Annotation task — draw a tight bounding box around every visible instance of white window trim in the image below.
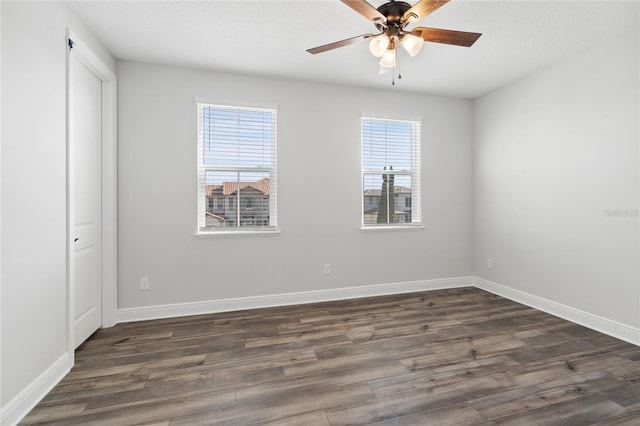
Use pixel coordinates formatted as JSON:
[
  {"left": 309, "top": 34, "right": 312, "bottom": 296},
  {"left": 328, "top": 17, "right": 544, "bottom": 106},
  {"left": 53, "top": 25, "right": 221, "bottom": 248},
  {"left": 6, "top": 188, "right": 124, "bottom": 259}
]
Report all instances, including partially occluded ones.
[
  {"left": 195, "top": 102, "right": 278, "bottom": 235},
  {"left": 194, "top": 229, "right": 281, "bottom": 238},
  {"left": 360, "top": 116, "right": 422, "bottom": 230},
  {"left": 360, "top": 224, "right": 424, "bottom": 232}
]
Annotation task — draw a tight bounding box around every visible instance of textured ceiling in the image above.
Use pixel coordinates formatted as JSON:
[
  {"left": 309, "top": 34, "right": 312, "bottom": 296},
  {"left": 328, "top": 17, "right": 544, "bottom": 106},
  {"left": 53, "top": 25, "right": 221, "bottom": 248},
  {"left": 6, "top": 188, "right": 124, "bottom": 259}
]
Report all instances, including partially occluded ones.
[{"left": 67, "top": 0, "right": 639, "bottom": 99}]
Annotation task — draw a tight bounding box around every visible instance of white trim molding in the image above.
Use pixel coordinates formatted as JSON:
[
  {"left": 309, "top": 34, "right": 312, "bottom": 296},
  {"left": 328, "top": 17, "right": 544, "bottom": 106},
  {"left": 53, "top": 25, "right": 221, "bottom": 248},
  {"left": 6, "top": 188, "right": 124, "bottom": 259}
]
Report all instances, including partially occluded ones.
[
  {"left": 117, "top": 276, "right": 640, "bottom": 347},
  {"left": 0, "top": 354, "right": 71, "bottom": 426},
  {"left": 118, "top": 277, "right": 473, "bottom": 323},
  {"left": 474, "top": 277, "right": 640, "bottom": 346}
]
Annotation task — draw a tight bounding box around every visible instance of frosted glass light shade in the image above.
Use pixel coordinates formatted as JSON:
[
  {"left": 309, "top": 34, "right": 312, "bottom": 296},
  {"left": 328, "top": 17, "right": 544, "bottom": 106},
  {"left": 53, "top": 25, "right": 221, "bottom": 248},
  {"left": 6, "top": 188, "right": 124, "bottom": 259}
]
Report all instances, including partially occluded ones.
[
  {"left": 379, "top": 48, "right": 396, "bottom": 68},
  {"left": 401, "top": 34, "right": 424, "bottom": 56},
  {"left": 369, "top": 34, "right": 390, "bottom": 57}
]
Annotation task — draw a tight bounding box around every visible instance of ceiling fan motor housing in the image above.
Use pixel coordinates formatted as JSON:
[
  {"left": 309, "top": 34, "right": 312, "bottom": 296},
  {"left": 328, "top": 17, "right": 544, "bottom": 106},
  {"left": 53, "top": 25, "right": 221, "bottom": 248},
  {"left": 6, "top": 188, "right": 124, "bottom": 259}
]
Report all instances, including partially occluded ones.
[{"left": 375, "top": 1, "right": 413, "bottom": 32}]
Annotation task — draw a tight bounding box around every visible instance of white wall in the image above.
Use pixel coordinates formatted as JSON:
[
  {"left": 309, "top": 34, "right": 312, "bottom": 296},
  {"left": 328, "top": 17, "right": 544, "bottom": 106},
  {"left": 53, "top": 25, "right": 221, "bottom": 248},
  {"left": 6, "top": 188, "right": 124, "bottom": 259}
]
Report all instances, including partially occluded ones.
[
  {"left": 472, "top": 33, "right": 639, "bottom": 329},
  {"left": 117, "top": 60, "right": 473, "bottom": 309},
  {"left": 1, "top": 1, "right": 115, "bottom": 422}
]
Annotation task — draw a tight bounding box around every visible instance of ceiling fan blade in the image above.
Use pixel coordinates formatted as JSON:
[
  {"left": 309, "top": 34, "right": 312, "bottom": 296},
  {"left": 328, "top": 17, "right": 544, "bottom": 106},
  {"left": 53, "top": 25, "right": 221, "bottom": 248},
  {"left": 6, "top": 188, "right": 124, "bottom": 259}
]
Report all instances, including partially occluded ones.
[
  {"left": 403, "top": 0, "right": 450, "bottom": 23},
  {"left": 306, "top": 33, "right": 376, "bottom": 55},
  {"left": 411, "top": 27, "right": 481, "bottom": 47},
  {"left": 341, "top": 0, "right": 386, "bottom": 23}
]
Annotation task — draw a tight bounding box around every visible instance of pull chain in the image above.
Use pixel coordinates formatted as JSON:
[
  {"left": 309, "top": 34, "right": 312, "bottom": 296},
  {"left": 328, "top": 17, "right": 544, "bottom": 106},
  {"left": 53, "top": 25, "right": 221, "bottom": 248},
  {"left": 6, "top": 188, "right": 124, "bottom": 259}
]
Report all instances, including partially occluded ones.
[{"left": 391, "top": 54, "right": 402, "bottom": 85}]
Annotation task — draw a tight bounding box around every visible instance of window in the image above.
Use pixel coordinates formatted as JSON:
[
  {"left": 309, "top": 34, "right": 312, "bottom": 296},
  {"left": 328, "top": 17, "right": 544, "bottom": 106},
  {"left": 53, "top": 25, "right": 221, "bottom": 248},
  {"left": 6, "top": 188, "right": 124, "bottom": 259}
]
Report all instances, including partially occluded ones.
[
  {"left": 361, "top": 117, "right": 421, "bottom": 227},
  {"left": 197, "top": 103, "right": 277, "bottom": 232}
]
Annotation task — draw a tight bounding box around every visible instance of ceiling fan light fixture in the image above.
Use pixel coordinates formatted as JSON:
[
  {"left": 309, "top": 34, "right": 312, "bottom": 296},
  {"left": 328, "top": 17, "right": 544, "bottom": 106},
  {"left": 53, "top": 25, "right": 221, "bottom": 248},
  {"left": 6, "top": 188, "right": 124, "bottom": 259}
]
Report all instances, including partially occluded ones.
[
  {"left": 368, "top": 34, "right": 390, "bottom": 57},
  {"left": 401, "top": 33, "right": 424, "bottom": 56},
  {"left": 378, "top": 47, "right": 396, "bottom": 68}
]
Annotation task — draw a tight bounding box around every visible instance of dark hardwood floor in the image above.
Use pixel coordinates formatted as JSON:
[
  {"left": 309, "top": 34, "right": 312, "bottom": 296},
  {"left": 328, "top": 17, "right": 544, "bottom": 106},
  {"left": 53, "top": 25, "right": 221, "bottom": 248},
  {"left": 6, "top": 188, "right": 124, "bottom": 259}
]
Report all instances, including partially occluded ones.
[{"left": 21, "top": 287, "right": 640, "bottom": 425}]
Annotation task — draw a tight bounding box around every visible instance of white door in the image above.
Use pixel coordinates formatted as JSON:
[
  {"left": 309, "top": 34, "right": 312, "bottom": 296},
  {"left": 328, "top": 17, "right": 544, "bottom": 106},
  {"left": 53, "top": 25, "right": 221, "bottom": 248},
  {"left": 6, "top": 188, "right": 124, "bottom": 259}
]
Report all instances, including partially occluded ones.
[{"left": 70, "top": 52, "right": 102, "bottom": 348}]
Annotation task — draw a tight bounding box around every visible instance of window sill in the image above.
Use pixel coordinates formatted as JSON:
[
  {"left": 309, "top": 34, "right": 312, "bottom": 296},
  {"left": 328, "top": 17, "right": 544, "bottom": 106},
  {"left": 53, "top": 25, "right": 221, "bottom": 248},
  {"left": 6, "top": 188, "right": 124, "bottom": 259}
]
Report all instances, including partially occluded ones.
[
  {"left": 360, "top": 224, "right": 424, "bottom": 232},
  {"left": 195, "top": 228, "right": 280, "bottom": 238}
]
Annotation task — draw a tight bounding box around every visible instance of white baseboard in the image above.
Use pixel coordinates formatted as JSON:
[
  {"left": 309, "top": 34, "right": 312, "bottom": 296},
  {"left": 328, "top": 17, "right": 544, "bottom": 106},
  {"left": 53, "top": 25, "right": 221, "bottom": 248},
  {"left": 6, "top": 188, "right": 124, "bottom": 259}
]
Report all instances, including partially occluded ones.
[
  {"left": 117, "top": 276, "right": 474, "bottom": 323},
  {"left": 0, "top": 353, "right": 71, "bottom": 426},
  {"left": 117, "top": 276, "right": 640, "bottom": 347},
  {"left": 474, "top": 277, "right": 640, "bottom": 346}
]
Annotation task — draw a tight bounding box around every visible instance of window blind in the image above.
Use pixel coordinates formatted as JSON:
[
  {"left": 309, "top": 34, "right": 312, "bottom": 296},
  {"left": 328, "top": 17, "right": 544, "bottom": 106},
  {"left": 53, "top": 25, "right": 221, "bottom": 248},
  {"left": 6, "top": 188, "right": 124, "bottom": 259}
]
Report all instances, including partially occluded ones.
[
  {"left": 361, "top": 117, "right": 421, "bottom": 226},
  {"left": 197, "top": 103, "right": 277, "bottom": 231}
]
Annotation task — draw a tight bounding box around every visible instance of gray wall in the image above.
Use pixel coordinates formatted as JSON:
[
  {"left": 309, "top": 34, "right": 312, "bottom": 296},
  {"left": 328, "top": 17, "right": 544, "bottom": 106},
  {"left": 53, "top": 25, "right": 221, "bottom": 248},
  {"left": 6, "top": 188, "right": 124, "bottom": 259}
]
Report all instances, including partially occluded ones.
[
  {"left": 1, "top": 0, "right": 115, "bottom": 415},
  {"left": 472, "top": 35, "right": 639, "bottom": 327},
  {"left": 116, "top": 60, "right": 473, "bottom": 308}
]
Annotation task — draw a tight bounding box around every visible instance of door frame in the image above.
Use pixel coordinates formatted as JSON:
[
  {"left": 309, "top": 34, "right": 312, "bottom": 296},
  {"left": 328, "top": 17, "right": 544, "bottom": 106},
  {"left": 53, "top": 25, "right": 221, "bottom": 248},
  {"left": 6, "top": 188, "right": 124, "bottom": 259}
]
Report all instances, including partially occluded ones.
[{"left": 66, "top": 29, "right": 117, "bottom": 359}]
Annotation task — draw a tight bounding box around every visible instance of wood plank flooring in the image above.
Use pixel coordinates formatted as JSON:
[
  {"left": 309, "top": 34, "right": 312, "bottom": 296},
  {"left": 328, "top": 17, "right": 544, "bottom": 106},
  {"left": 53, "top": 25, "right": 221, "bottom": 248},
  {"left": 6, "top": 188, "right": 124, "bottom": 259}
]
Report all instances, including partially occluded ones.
[{"left": 20, "top": 287, "right": 640, "bottom": 425}]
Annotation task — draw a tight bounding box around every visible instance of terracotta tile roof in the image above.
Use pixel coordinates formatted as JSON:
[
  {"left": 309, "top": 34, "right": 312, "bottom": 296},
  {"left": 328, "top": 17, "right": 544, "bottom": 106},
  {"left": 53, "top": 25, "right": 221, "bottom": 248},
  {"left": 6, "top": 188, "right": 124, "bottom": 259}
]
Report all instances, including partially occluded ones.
[
  {"left": 206, "top": 211, "right": 226, "bottom": 221},
  {"left": 206, "top": 178, "right": 270, "bottom": 197}
]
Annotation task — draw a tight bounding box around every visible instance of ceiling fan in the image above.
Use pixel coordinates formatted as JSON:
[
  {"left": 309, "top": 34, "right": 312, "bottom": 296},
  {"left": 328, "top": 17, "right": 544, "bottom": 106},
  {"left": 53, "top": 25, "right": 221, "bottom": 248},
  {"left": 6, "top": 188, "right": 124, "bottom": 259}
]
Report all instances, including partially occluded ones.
[{"left": 307, "top": 0, "right": 481, "bottom": 71}]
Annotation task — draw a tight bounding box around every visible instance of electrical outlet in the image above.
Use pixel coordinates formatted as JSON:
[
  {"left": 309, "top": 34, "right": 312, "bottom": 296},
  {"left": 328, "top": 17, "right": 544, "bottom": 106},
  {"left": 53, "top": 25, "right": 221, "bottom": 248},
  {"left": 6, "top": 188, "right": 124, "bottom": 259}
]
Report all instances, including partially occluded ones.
[
  {"left": 486, "top": 258, "right": 493, "bottom": 269},
  {"left": 323, "top": 264, "right": 331, "bottom": 275},
  {"left": 140, "top": 276, "right": 150, "bottom": 290}
]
